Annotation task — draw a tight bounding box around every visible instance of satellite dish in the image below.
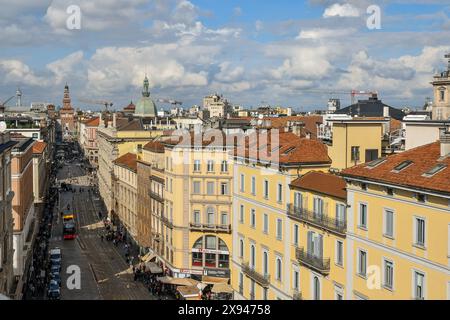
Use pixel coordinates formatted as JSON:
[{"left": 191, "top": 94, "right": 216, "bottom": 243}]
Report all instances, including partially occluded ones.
[{"left": 0, "top": 122, "right": 6, "bottom": 132}]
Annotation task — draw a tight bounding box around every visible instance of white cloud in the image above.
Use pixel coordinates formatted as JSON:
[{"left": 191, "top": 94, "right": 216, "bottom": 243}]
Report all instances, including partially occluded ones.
[
  {"left": 323, "top": 3, "right": 360, "bottom": 18},
  {"left": 0, "top": 60, "right": 48, "bottom": 86},
  {"left": 46, "top": 50, "right": 84, "bottom": 84},
  {"left": 297, "top": 27, "right": 356, "bottom": 40}
]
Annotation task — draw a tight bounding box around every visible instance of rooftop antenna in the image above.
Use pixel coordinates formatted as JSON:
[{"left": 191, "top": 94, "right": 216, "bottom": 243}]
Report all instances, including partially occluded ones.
[{"left": 446, "top": 53, "right": 450, "bottom": 71}]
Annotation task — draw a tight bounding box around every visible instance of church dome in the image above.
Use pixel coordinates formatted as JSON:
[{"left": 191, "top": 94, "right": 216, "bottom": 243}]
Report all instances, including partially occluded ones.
[{"left": 135, "top": 76, "right": 157, "bottom": 118}]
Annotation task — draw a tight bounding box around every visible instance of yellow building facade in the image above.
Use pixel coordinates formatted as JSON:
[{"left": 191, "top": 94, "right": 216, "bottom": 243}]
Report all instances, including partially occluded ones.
[
  {"left": 329, "top": 119, "right": 387, "bottom": 171},
  {"left": 342, "top": 137, "right": 450, "bottom": 300},
  {"left": 232, "top": 131, "right": 332, "bottom": 300},
  {"left": 158, "top": 132, "right": 234, "bottom": 280}
]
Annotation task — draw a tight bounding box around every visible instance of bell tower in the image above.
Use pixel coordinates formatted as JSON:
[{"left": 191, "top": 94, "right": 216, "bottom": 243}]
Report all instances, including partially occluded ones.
[{"left": 431, "top": 53, "right": 450, "bottom": 120}]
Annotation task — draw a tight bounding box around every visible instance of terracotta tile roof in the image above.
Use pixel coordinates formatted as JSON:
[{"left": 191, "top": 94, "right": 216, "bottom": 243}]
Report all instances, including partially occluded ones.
[
  {"left": 254, "top": 116, "right": 323, "bottom": 139},
  {"left": 124, "top": 101, "right": 136, "bottom": 111},
  {"left": 341, "top": 142, "right": 450, "bottom": 194},
  {"left": 117, "top": 119, "right": 144, "bottom": 131},
  {"left": 33, "top": 141, "right": 47, "bottom": 154},
  {"left": 290, "top": 171, "right": 346, "bottom": 199},
  {"left": 144, "top": 140, "right": 165, "bottom": 153},
  {"left": 84, "top": 117, "right": 100, "bottom": 127},
  {"left": 234, "top": 131, "right": 331, "bottom": 166},
  {"left": 114, "top": 153, "right": 138, "bottom": 172}
]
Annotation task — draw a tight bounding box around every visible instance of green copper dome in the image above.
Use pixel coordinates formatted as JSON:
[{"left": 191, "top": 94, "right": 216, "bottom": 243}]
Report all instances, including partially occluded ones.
[{"left": 135, "top": 75, "right": 157, "bottom": 117}]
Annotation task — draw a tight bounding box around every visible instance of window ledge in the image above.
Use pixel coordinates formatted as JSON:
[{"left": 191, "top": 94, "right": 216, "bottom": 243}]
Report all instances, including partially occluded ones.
[
  {"left": 382, "top": 285, "right": 394, "bottom": 292},
  {"left": 413, "top": 244, "right": 426, "bottom": 251},
  {"left": 356, "top": 273, "right": 367, "bottom": 280},
  {"left": 383, "top": 234, "right": 395, "bottom": 240},
  {"left": 335, "top": 263, "right": 344, "bottom": 269},
  {"left": 358, "top": 226, "right": 368, "bottom": 231}
]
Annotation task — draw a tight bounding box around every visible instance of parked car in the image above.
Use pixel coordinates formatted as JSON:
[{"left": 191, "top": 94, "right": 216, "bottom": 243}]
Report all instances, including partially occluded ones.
[
  {"left": 49, "top": 248, "right": 61, "bottom": 265},
  {"left": 47, "top": 280, "right": 61, "bottom": 300}
]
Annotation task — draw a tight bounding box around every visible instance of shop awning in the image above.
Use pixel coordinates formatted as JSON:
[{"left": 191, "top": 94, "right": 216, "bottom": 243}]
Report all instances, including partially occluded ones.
[
  {"left": 144, "top": 261, "right": 163, "bottom": 274},
  {"left": 202, "top": 276, "right": 229, "bottom": 285},
  {"left": 170, "top": 278, "right": 200, "bottom": 287},
  {"left": 157, "top": 276, "right": 173, "bottom": 284},
  {"left": 177, "top": 286, "right": 201, "bottom": 300},
  {"left": 211, "top": 283, "right": 234, "bottom": 294},
  {"left": 141, "top": 252, "right": 157, "bottom": 263}
]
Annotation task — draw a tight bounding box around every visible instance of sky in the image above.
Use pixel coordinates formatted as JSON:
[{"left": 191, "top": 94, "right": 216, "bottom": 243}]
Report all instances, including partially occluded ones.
[{"left": 1, "top": 0, "right": 450, "bottom": 111}]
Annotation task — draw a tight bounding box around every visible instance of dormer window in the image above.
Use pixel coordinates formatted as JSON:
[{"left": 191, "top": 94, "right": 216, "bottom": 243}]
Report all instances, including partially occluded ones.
[
  {"left": 416, "top": 193, "right": 427, "bottom": 203},
  {"left": 392, "top": 160, "right": 413, "bottom": 173}
]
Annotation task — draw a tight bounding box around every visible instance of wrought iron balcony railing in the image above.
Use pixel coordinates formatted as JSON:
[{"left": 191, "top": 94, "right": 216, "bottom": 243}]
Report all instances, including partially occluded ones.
[
  {"left": 295, "top": 247, "right": 330, "bottom": 275},
  {"left": 149, "top": 190, "right": 164, "bottom": 203},
  {"left": 189, "top": 223, "right": 231, "bottom": 234},
  {"left": 161, "top": 216, "right": 173, "bottom": 229},
  {"left": 287, "top": 204, "right": 347, "bottom": 235},
  {"left": 242, "top": 262, "right": 270, "bottom": 288}
]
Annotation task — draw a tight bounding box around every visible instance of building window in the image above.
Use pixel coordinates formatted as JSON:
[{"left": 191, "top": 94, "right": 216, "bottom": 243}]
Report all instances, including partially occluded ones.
[
  {"left": 250, "top": 209, "right": 256, "bottom": 228},
  {"left": 334, "top": 285, "right": 344, "bottom": 300},
  {"left": 250, "top": 245, "right": 256, "bottom": 268},
  {"left": 220, "top": 182, "right": 229, "bottom": 195},
  {"left": 276, "top": 219, "right": 283, "bottom": 240},
  {"left": 240, "top": 174, "right": 245, "bottom": 192},
  {"left": 351, "top": 146, "right": 360, "bottom": 161},
  {"left": 221, "top": 160, "right": 228, "bottom": 173},
  {"left": 207, "top": 182, "right": 215, "bottom": 195},
  {"left": 263, "top": 251, "right": 268, "bottom": 276},
  {"left": 358, "top": 250, "right": 367, "bottom": 278},
  {"left": 359, "top": 203, "right": 368, "bottom": 229},
  {"left": 220, "top": 212, "right": 228, "bottom": 226},
  {"left": 383, "top": 260, "right": 394, "bottom": 290},
  {"left": 384, "top": 210, "right": 394, "bottom": 238},
  {"left": 307, "top": 231, "right": 323, "bottom": 258},
  {"left": 207, "top": 160, "right": 214, "bottom": 172},
  {"left": 206, "top": 207, "right": 215, "bottom": 225},
  {"left": 440, "top": 89, "right": 445, "bottom": 102},
  {"left": 193, "top": 210, "right": 201, "bottom": 224},
  {"left": 276, "top": 258, "right": 282, "bottom": 281},
  {"left": 277, "top": 183, "right": 283, "bottom": 203},
  {"left": 239, "top": 239, "right": 244, "bottom": 258},
  {"left": 293, "top": 224, "right": 299, "bottom": 246},
  {"left": 313, "top": 197, "right": 324, "bottom": 219},
  {"left": 415, "top": 217, "right": 426, "bottom": 247},
  {"left": 414, "top": 271, "right": 425, "bottom": 300},
  {"left": 263, "top": 214, "right": 269, "bottom": 234},
  {"left": 294, "top": 192, "right": 302, "bottom": 209},
  {"left": 313, "top": 277, "right": 320, "bottom": 300},
  {"left": 194, "top": 160, "right": 201, "bottom": 172},
  {"left": 240, "top": 205, "right": 244, "bottom": 223},
  {"left": 263, "top": 180, "right": 269, "bottom": 199},
  {"left": 193, "top": 181, "right": 201, "bottom": 194},
  {"left": 336, "top": 240, "right": 343, "bottom": 267},
  {"left": 293, "top": 270, "right": 299, "bottom": 290},
  {"left": 251, "top": 176, "right": 256, "bottom": 195}
]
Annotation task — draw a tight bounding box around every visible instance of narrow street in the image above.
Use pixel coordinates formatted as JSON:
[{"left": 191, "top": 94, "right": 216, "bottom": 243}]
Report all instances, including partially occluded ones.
[{"left": 49, "top": 155, "right": 154, "bottom": 300}]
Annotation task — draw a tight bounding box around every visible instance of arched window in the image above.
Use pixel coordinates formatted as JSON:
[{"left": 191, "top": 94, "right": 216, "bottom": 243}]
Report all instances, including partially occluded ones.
[
  {"left": 276, "top": 258, "right": 282, "bottom": 281},
  {"left": 314, "top": 276, "right": 320, "bottom": 300},
  {"left": 263, "top": 252, "right": 268, "bottom": 276},
  {"left": 206, "top": 207, "right": 215, "bottom": 225},
  {"left": 192, "top": 236, "right": 230, "bottom": 269}
]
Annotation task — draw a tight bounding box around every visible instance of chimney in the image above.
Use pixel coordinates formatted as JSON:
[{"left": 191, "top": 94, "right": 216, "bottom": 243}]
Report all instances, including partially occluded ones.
[
  {"left": 113, "top": 113, "right": 117, "bottom": 128},
  {"left": 440, "top": 126, "right": 450, "bottom": 157},
  {"left": 383, "top": 106, "right": 390, "bottom": 118}
]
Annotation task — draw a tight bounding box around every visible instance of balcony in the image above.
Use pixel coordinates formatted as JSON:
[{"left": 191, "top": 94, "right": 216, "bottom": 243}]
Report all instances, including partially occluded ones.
[
  {"left": 242, "top": 262, "right": 270, "bottom": 288},
  {"left": 189, "top": 223, "right": 231, "bottom": 234},
  {"left": 296, "top": 247, "right": 330, "bottom": 276},
  {"left": 149, "top": 190, "right": 164, "bottom": 203},
  {"left": 161, "top": 216, "right": 173, "bottom": 229},
  {"left": 287, "top": 204, "right": 347, "bottom": 236}
]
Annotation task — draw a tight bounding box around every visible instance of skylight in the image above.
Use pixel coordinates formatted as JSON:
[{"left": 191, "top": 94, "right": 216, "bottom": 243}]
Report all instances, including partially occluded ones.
[
  {"left": 366, "top": 157, "right": 386, "bottom": 169},
  {"left": 423, "top": 163, "right": 447, "bottom": 177},
  {"left": 392, "top": 160, "right": 413, "bottom": 173}
]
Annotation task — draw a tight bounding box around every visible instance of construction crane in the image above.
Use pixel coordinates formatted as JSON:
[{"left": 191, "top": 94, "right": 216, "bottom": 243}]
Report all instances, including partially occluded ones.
[
  {"left": 1, "top": 96, "right": 14, "bottom": 107},
  {"left": 300, "top": 89, "right": 378, "bottom": 105},
  {"left": 78, "top": 98, "right": 113, "bottom": 111}
]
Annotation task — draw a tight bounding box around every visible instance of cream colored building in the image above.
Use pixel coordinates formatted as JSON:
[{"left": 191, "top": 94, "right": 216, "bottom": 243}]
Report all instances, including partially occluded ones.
[
  {"left": 113, "top": 153, "right": 138, "bottom": 242},
  {"left": 97, "top": 115, "right": 156, "bottom": 216},
  {"left": 0, "top": 133, "right": 16, "bottom": 298},
  {"left": 203, "top": 94, "right": 231, "bottom": 118}
]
